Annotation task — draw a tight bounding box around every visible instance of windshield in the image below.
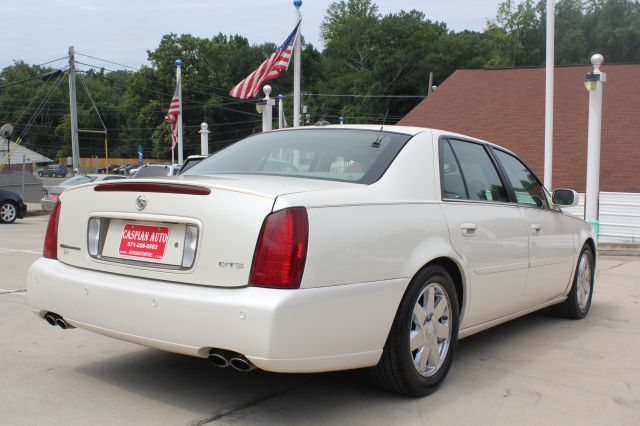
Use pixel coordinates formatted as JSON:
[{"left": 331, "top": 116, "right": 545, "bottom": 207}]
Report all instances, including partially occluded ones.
[
  {"left": 61, "top": 175, "right": 95, "bottom": 186},
  {"left": 186, "top": 129, "right": 411, "bottom": 184}
]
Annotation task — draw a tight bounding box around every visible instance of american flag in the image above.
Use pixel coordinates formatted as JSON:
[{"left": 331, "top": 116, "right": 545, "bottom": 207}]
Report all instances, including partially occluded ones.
[
  {"left": 166, "top": 75, "right": 181, "bottom": 150},
  {"left": 229, "top": 21, "right": 300, "bottom": 99}
]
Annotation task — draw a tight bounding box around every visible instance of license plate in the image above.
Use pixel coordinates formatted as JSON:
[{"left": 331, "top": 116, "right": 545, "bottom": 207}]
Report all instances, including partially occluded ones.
[{"left": 118, "top": 224, "right": 169, "bottom": 260}]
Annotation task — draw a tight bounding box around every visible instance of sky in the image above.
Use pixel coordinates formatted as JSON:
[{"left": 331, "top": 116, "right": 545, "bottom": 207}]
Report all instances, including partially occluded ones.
[{"left": 0, "top": 0, "right": 503, "bottom": 71}]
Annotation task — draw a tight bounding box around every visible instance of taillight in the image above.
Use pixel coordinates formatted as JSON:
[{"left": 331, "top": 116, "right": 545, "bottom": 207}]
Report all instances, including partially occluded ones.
[
  {"left": 249, "top": 207, "right": 308, "bottom": 289},
  {"left": 43, "top": 200, "right": 61, "bottom": 259}
]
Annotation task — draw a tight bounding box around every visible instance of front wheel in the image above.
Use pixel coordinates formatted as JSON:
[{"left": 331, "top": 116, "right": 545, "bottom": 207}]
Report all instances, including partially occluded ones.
[
  {"left": 0, "top": 201, "right": 18, "bottom": 224},
  {"left": 372, "top": 265, "right": 459, "bottom": 396},
  {"left": 553, "top": 245, "right": 595, "bottom": 319}
]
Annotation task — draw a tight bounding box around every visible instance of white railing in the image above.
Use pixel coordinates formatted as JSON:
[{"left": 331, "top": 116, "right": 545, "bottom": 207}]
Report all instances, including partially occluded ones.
[{"left": 563, "top": 192, "right": 640, "bottom": 244}]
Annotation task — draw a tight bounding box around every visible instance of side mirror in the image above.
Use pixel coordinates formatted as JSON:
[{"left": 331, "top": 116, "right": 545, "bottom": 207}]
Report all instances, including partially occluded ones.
[{"left": 552, "top": 188, "right": 579, "bottom": 207}]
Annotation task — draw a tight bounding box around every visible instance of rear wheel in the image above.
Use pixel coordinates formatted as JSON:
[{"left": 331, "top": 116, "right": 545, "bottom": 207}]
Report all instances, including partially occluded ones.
[
  {"left": 372, "top": 265, "right": 459, "bottom": 396},
  {"left": 553, "top": 245, "right": 594, "bottom": 319},
  {"left": 0, "top": 201, "right": 18, "bottom": 224}
]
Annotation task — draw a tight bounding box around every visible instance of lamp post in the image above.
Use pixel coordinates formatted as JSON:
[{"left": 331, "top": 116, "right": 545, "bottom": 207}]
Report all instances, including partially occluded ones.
[
  {"left": 199, "top": 122, "right": 210, "bottom": 156},
  {"left": 584, "top": 54, "right": 606, "bottom": 238},
  {"left": 257, "top": 85, "right": 275, "bottom": 132}
]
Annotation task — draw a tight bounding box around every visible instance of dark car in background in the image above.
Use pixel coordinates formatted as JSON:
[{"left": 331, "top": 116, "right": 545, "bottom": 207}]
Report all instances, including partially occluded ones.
[
  {"left": 0, "top": 189, "right": 27, "bottom": 224},
  {"left": 113, "top": 164, "right": 136, "bottom": 175},
  {"left": 97, "top": 165, "right": 119, "bottom": 174},
  {"left": 37, "top": 165, "right": 68, "bottom": 178}
]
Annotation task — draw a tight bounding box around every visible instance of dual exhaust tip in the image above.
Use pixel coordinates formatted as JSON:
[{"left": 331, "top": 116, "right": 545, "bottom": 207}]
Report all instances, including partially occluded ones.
[
  {"left": 44, "top": 312, "right": 74, "bottom": 329},
  {"left": 208, "top": 350, "right": 256, "bottom": 372},
  {"left": 43, "top": 314, "right": 254, "bottom": 372}
]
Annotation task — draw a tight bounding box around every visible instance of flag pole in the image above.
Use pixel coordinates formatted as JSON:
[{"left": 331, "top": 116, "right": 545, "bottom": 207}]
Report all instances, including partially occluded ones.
[
  {"left": 176, "top": 59, "right": 184, "bottom": 165},
  {"left": 293, "top": 0, "right": 302, "bottom": 127},
  {"left": 543, "top": 0, "right": 555, "bottom": 190}
]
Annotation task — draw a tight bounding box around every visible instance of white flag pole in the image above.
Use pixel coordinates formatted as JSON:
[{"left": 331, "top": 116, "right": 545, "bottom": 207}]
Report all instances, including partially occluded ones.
[
  {"left": 176, "top": 59, "right": 184, "bottom": 165},
  {"left": 293, "top": 0, "right": 302, "bottom": 127},
  {"left": 543, "top": 0, "right": 555, "bottom": 190}
]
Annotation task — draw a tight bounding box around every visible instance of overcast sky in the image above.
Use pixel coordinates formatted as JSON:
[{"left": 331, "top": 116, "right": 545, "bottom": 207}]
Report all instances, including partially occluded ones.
[{"left": 1, "top": 0, "right": 503, "bottom": 71}]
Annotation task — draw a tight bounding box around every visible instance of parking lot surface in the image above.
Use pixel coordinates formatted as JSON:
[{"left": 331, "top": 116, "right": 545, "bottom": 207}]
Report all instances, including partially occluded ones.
[{"left": 1, "top": 216, "right": 639, "bottom": 425}]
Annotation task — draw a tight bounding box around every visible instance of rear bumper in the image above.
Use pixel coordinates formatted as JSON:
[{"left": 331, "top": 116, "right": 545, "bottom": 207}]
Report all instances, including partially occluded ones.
[
  {"left": 40, "top": 198, "right": 56, "bottom": 212},
  {"left": 17, "top": 203, "right": 27, "bottom": 219},
  {"left": 27, "top": 258, "right": 407, "bottom": 373}
]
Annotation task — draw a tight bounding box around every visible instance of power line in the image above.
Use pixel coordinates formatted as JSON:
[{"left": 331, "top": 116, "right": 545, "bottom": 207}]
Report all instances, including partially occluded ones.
[
  {"left": 35, "top": 57, "right": 69, "bottom": 67},
  {"left": 75, "top": 53, "right": 140, "bottom": 71},
  {"left": 303, "top": 93, "right": 426, "bottom": 99}
]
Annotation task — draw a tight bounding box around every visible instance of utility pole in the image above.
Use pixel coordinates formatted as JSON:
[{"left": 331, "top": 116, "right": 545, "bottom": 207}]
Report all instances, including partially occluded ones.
[
  {"left": 427, "top": 72, "right": 434, "bottom": 96},
  {"left": 68, "top": 46, "right": 80, "bottom": 175}
]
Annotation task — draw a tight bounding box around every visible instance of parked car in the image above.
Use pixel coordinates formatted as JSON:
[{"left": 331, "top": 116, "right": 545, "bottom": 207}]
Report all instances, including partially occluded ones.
[
  {"left": 37, "top": 164, "right": 68, "bottom": 177},
  {"left": 178, "top": 155, "right": 208, "bottom": 174},
  {"left": 0, "top": 189, "right": 27, "bottom": 224},
  {"left": 40, "top": 174, "right": 127, "bottom": 211},
  {"left": 113, "top": 164, "right": 136, "bottom": 175},
  {"left": 132, "top": 164, "right": 180, "bottom": 178},
  {"left": 97, "top": 165, "right": 119, "bottom": 174},
  {"left": 28, "top": 126, "right": 596, "bottom": 396}
]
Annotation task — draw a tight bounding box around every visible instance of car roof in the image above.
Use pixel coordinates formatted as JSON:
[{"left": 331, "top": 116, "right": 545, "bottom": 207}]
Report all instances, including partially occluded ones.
[{"left": 271, "top": 125, "right": 516, "bottom": 156}]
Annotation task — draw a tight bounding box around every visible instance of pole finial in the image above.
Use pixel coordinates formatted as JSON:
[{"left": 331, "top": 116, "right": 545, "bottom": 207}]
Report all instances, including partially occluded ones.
[
  {"left": 294, "top": 0, "right": 302, "bottom": 10},
  {"left": 175, "top": 59, "right": 183, "bottom": 66},
  {"left": 263, "top": 85, "right": 272, "bottom": 98},
  {"left": 591, "top": 54, "right": 604, "bottom": 71}
]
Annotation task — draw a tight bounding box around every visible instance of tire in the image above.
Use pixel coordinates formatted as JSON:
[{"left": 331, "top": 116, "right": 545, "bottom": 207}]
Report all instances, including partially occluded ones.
[
  {"left": 0, "top": 201, "right": 18, "bottom": 224},
  {"left": 552, "top": 245, "right": 595, "bottom": 319},
  {"left": 372, "top": 265, "right": 460, "bottom": 396}
]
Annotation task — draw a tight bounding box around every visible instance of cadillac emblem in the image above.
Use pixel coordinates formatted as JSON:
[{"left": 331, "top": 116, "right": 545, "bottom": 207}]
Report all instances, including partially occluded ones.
[{"left": 135, "top": 195, "right": 148, "bottom": 211}]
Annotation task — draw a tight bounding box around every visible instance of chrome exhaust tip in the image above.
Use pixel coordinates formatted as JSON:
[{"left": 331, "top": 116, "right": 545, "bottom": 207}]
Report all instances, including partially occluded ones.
[
  {"left": 44, "top": 313, "right": 57, "bottom": 326},
  {"left": 55, "top": 318, "right": 69, "bottom": 329},
  {"left": 208, "top": 353, "right": 230, "bottom": 368},
  {"left": 230, "top": 356, "right": 256, "bottom": 372}
]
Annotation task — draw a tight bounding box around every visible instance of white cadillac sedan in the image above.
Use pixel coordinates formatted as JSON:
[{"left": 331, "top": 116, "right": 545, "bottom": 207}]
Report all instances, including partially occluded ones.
[{"left": 28, "top": 126, "right": 596, "bottom": 396}]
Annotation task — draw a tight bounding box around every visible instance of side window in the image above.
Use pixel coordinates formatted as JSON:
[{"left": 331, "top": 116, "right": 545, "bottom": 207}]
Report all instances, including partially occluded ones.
[
  {"left": 441, "top": 141, "right": 467, "bottom": 199},
  {"left": 449, "top": 140, "right": 508, "bottom": 202},
  {"left": 493, "top": 149, "right": 548, "bottom": 209}
]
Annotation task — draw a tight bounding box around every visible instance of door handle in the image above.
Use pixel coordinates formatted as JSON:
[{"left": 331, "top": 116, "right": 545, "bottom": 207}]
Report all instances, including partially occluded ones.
[
  {"left": 460, "top": 222, "right": 477, "bottom": 236},
  {"left": 530, "top": 223, "right": 542, "bottom": 234}
]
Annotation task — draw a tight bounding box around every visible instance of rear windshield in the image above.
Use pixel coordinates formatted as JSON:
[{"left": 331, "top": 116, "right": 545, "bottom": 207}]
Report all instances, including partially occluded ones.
[
  {"left": 135, "top": 165, "right": 171, "bottom": 178},
  {"left": 61, "top": 175, "right": 95, "bottom": 186},
  {"left": 185, "top": 129, "right": 411, "bottom": 184}
]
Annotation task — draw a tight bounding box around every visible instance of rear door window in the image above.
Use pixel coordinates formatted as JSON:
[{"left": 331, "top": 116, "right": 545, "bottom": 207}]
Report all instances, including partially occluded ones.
[{"left": 445, "top": 139, "right": 508, "bottom": 202}]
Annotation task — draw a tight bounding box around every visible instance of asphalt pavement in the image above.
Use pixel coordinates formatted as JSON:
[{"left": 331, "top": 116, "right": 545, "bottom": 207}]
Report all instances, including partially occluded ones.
[{"left": 0, "top": 216, "right": 638, "bottom": 425}]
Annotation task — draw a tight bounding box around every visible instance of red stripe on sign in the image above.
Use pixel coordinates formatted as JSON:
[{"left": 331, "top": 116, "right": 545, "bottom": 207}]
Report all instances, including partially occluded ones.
[{"left": 94, "top": 182, "right": 211, "bottom": 195}]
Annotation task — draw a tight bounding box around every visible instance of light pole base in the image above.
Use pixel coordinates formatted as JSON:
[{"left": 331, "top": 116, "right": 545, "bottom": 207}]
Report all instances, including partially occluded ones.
[{"left": 587, "top": 220, "right": 600, "bottom": 240}]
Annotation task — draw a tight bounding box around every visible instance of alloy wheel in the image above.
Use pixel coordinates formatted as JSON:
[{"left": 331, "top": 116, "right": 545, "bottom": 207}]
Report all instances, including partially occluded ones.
[
  {"left": 576, "top": 252, "right": 593, "bottom": 310},
  {"left": 0, "top": 202, "right": 17, "bottom": 223},
  {"left": 410, "top": 282, "right": 452, "bottom": 377}
]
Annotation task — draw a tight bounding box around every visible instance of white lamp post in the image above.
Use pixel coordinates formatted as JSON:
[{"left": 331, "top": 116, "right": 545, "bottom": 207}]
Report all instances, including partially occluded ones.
[
  {"left": 584, "top": 54, "right": 606, "bottom": 238},
  {"left": 199, "top": 122, "right": 210, "bottom": 156}
]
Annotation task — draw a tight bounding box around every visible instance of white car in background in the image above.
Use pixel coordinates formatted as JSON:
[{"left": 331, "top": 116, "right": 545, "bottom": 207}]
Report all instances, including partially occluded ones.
[{"left": 28, "top": 126, "right": 596, "bottom": 396}]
